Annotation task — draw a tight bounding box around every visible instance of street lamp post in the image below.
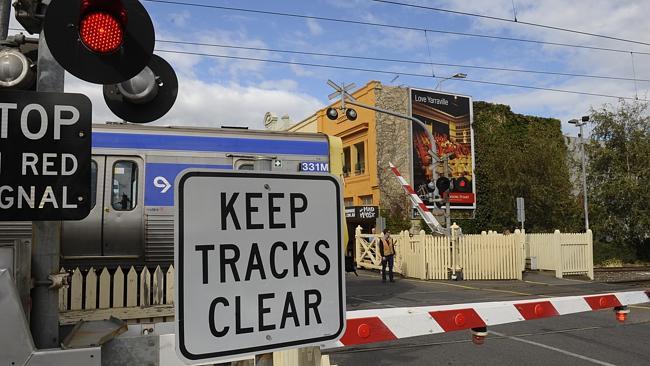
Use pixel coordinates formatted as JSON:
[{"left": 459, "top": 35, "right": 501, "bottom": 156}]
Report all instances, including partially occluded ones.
[
  {"left": 435, "top": 72, "right": 467, "bottom": 90},
  {"left": 569, "top": 116, "right": 590, "bottom": 232}
]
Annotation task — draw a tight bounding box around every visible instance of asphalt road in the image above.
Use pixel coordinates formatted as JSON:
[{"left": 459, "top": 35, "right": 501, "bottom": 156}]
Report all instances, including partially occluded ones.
[{"left": 326, "top": 270, "right": 650, "bottom": 366}]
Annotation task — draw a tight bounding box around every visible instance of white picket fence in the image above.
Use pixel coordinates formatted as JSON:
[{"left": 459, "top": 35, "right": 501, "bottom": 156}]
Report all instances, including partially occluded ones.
[
  {"left": 458, "top": 232, "right": 523, "bottom": 280},
  {"left": 58, "top": 265, "right": 175, "bottom": 325},
  {"left": 355, "top": 228, "right": 522, "bottom": 280},
  {"left": 526, "top": 230, "right": 594, "bottom": 279},
  {"left": 356, "top": 227, "right": 592, "bottom": 281}
]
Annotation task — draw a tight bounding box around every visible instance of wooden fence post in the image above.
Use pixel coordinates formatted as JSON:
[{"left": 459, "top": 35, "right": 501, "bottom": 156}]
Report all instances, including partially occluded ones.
[
  {"left": 417, "top": 230, "right": 426, "bottom": 280},
  {"left": 514, "top": 230, "right": 524, "bottom": 280},
  {"left": 553, "top": 230, "right": 563, "bottom": 279}
]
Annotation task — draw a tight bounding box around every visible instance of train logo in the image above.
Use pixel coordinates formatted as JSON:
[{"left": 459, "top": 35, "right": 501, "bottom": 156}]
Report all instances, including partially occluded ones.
[{"left": 153, "top": 176, "right": 172, "bottom": 194}]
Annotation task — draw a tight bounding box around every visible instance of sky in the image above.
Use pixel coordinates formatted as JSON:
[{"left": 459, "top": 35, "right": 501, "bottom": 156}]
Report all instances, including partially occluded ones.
[{"left": 9, "top": 0, "right": 650, "bottom": 135}]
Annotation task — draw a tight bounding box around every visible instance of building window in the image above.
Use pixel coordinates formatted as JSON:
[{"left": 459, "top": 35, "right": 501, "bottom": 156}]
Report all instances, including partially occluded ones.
[
  {"left": 353, "top": 142, "right": 365, "bottom": 175},
  {"left": 344, "top": 197, "right": 354, "bottom": 207},
  {"left": 360, "top": 195, "right": 373, "bottom": 205},
  {"left": 343, "top": 147, "right": 351, "bottom": 177}
]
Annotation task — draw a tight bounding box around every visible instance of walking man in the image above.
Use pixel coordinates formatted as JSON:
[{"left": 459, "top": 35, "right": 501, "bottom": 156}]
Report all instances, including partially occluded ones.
[{"left": 380, "top": 229, "right": 395, "bottom": 283}]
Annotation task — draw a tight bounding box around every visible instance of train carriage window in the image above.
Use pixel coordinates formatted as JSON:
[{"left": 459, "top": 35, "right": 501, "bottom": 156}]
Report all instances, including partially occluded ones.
[
  {"left": 91, "top": 160, "right": 97, "bottom": 208},
  {"left": 111, "top": 161, "right": 138, "bottom": 211}
]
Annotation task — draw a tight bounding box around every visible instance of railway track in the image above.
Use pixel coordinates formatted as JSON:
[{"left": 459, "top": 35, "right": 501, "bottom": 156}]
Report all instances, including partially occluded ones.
[{"left": 594, "top": 266, "right": 650, "bottom": 273}]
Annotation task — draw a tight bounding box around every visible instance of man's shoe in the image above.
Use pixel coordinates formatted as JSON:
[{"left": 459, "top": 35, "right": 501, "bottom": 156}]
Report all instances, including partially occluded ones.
[{"left": 390, "top": 279, "right": 395, "bottom": 283}]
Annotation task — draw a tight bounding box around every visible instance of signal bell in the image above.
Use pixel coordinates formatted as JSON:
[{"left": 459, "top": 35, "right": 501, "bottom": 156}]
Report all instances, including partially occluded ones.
[
  {"left": 103, "top": 55, "right": 178, "bottom": 123},
  {"left": 43, "top": 0, "right": 155, "bottom": 85}
]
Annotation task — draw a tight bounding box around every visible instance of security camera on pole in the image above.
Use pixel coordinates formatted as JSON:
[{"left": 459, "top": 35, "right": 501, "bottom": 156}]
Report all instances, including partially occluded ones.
[{"left": 325, "top": 80, "right": 448, "bottom": 236}]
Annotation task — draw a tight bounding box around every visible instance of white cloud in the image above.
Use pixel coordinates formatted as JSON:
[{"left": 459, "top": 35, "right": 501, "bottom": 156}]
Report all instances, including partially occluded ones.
[
  {"left": 306, "top": 19, "right": 324, "bottom": 36},
  {"left": 169, "top": 10, "right": 191, "bottom": 28},
  {"left": 64, "top": 74, "right": 324, "bottom": 129},
  {"left": 418, "top": 0, "right": 650, "bottom": 132}
]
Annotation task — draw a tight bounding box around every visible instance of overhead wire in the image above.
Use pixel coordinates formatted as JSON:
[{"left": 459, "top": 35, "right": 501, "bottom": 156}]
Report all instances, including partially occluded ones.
[
  {"left": 155, "top": 39, "right": 650, "bottom": 83},
  {"left": 142, "top": 0, "right": 650, "bottom": 56},
  {"left": 154, "top": 48, "right": 648, "bottom": 102},
  {"left": 370, "top": 0, "right": 650, "bottom": 47}
]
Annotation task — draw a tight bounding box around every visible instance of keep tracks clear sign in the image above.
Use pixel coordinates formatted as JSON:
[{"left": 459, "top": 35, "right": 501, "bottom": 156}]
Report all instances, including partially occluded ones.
[{"left": 174, "top": 170, "right": 346, "bottom": 363}]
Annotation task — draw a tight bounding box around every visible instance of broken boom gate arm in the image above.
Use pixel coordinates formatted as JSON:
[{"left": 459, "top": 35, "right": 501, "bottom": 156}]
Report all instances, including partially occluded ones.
[
  {"left": 322, "top": 289, "right": 650, "bottom": 348},
  {"left": 389, "top": 162, "right": 445, "bottom": 235}
]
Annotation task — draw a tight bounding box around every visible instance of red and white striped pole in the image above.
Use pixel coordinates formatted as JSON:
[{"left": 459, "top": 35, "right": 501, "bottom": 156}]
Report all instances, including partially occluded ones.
[{"left": 389, "top": 162, "right": 444, "bottom": 234}]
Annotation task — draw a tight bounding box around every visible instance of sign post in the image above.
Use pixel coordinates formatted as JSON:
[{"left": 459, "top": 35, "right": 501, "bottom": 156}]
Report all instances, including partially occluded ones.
[
  {"left": 175, "top": 170, "right": 345, "bottom": 364},
  {"left": 516, "top": 197, "right": 525, "bottom": 231}
]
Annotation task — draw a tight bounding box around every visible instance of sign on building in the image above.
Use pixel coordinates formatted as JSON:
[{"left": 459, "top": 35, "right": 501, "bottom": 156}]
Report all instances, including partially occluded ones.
[
  {"left": 410, "top": 88, "right": 476, "bottom": 209},
  {"left": 0, "top": 90, "right": 92, "bottom": 221},
  {"left": 175, "top": 170, "right": 345, "bottom": 363},
  {"left": 345, "top": 206, "right": 378, "bottom": 220}
]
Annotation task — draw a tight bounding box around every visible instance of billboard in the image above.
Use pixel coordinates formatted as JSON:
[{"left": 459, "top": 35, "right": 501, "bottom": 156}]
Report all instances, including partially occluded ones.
[{"left": 410, "top": 88, "right": 476, "bottom": 209}]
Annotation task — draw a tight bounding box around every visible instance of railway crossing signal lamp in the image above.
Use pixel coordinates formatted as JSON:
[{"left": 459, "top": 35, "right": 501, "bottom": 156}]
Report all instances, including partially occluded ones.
[
  {"left": 103, "top": 55, "right": 178, "bottom": 123},
  {"left": 345, "top": 108, "right": 358, "bottom": 121},
  {"left": 0, "top": 47, "right": 35, "bottom": 89},
  {"left": 326, "top": 107, "right": 338, "bottom": 120},
  {"left": 43, "top": 0, "right": 155, "bottom": 85},
  {"left": 436, "top": 176, "right": 451, "bottom": 195},
  {"left": 326, "top": 107, "right": 357, "bottom": 121}
]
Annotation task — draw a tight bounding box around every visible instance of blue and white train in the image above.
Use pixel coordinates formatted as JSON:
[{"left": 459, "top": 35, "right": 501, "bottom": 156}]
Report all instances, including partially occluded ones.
[{"left": 0, "top": 123, "right": 344, "bottom": 269}]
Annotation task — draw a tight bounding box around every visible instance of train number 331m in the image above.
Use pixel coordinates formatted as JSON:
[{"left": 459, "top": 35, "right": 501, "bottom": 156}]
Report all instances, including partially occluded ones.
[{"left": 299, "top": 162, "right": 329, "bottom": 172}]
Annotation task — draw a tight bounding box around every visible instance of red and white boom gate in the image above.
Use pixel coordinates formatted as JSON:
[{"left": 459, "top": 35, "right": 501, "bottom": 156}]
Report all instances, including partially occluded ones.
[
  {"left": 323, "top": 289, "right": 650, "bottom": 348},
  {"left": 389, "top": 162, "right": 445, "bottom": 235}
]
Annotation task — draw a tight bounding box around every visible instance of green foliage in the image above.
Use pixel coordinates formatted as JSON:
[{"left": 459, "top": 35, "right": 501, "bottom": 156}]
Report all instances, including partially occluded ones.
[
  {"left": 457, "top": 101, "right": 581, "bottom": 234},
  {"left": 587, "top": 100, "right": 650, "bottom": 261},
  {"left": 383, "top": 204, "right": 412, "bottom": 233}
]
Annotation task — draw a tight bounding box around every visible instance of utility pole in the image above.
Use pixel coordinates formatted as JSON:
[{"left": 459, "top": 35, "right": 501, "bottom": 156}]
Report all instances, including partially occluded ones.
[
  {"left": 569, "top": 116, "right": 590, "bottom": 232},
  {"left": 443, "top": 156, "right": 451, "bottom": 231},
  {"left": 30, "top": 28, "right": 66, "bottom": 349},
  {"left": 0, "top": 0, "right": 10, "bottom": 40}
]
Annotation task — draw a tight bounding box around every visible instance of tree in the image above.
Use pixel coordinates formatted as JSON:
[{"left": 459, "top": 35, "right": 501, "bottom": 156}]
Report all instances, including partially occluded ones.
[
  {"left": 587, "top": 100, "right": 650, "bottom": 262},
  {"left": 457, "top": 102, "right": 581, "bottom": 234}
]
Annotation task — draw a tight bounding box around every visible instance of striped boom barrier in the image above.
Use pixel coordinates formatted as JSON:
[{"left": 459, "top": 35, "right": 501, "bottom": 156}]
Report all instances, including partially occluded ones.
[
  {"left": 388, "top": 162, "right": 443, "bottom": 234},
  {"left": 323, "top": 290, "right": 650, "bottom": 348}
]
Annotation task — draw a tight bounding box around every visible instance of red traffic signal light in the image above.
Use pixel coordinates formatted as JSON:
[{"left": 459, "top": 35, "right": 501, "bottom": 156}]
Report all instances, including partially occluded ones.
[
  {"left": 44, "top": 0, "right": 154, "bottom": 84},
  {"left": 79, "top": 12, "right": 125, "bottom": 54}
]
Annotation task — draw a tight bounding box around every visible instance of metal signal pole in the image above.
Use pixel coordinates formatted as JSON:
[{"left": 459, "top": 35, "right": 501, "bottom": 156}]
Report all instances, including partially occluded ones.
[{"left": 30, "top": 29, "right": 66, "bottom": 349}]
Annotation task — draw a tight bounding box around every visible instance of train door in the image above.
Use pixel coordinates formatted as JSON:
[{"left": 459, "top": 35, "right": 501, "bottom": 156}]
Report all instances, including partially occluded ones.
[
  {"left": 62, "top": 157, "right": 104, "bottom": 257},
  {"left": 102, "top": 156, "right": 144, "bottom": 258},
  {"left": 62, "top": 156, "right": 144, "bottom": 259}
]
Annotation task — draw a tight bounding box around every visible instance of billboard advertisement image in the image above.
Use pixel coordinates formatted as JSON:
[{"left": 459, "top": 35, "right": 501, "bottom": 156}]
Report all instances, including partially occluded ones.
[{"left": 410, "top": 88, "right": 476, "bottom": 209}]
